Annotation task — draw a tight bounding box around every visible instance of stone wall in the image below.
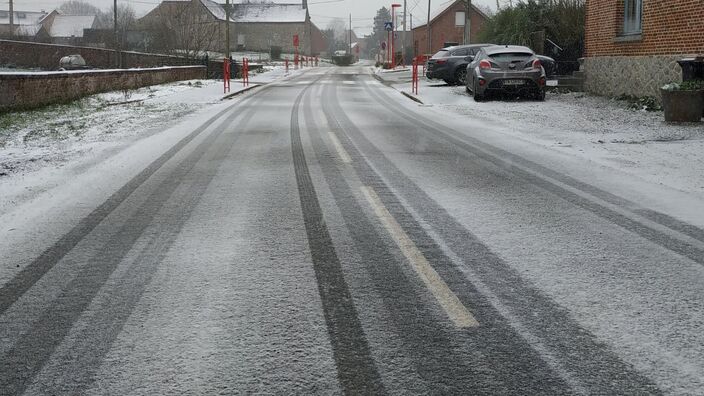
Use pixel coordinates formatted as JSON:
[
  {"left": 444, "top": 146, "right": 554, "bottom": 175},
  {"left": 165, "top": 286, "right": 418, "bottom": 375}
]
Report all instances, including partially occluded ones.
[
  {"left": 0, "top": 39, "right": 204, "bottom": 71},
  {"left": 583, "top": 55, "right": 690, "bottom": 100},
  {"left": 0, "top": 66, "right": 206, "bottom": 112}
]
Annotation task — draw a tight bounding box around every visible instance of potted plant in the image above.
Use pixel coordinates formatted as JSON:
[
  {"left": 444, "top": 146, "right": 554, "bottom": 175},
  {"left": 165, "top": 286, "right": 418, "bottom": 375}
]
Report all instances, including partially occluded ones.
[{"left": 660, "top": 80, "right": 704, "bottom": 122}]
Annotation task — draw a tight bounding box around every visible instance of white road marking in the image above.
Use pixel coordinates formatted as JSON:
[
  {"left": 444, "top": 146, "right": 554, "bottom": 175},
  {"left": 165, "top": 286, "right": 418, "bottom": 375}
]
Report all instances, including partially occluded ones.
[
  {"left": 328, "top": 132, "right": 352, "bottom": 163},
  {"left": 342, "top": 81, "right": 356, "bottom": 85},
  {"left": 360, "top": 186, "right": 479, "bottom": 328}
]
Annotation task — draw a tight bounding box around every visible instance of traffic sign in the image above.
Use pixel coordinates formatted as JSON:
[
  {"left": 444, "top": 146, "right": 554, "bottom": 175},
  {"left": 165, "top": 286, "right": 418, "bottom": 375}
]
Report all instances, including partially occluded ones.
[{"left": 384, "top": 22, "right": 393, "bottom": 31}]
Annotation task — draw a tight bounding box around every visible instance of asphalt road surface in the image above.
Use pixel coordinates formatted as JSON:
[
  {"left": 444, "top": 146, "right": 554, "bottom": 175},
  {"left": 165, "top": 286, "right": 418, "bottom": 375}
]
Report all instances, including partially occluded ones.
[{"left": 1, "top": 66, "right": 703, "bottom": 395}]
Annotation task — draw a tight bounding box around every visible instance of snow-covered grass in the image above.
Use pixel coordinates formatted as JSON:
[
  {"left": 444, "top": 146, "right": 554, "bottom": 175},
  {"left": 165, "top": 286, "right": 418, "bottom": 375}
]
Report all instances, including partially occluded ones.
[
  {"left": 0, "top": 80, "right": 220, "bottom": 177},
  {"left": 377, "top": 68, "right": 704, "bottom": 198}
]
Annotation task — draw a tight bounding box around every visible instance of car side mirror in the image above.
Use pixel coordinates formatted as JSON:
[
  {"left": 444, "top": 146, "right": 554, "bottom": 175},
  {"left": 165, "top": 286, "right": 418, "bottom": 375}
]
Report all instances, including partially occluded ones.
[{"left": 464, "top": 55, "right": 474, "bottom": 62}]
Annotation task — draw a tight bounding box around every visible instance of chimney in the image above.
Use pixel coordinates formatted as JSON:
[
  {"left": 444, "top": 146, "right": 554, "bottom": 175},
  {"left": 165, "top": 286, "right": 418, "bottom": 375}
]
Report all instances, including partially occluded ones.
[{"left": 302, "top": 0, "right": 307, "bottom": 9}]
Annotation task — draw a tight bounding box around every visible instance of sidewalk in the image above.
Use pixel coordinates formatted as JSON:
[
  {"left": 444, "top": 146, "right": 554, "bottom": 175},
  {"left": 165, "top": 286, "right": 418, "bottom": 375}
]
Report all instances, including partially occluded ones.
[{"left": 373, "top": 67, "right": 704, "bottom": 201}]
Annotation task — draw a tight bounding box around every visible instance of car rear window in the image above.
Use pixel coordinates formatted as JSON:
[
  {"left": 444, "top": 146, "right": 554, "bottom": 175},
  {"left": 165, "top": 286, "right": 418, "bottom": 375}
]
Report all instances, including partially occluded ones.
[
  {"left": 432, "top": 50, "right": 450, "bottom": 59},
  {"left": 489, "top": 52, "right": 533, "bottom": 61}
]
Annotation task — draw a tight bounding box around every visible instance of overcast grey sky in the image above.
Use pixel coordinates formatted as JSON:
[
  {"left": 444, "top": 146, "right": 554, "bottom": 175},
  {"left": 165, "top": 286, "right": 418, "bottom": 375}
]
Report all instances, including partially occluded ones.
[{"left": 3, "top": 0, "right": 498, "bottom": 35}]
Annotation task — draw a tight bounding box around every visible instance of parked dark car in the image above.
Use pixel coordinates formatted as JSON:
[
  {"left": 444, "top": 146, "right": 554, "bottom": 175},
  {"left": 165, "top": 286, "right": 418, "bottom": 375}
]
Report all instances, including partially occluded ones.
[
  {"left": 426, "top": 44, "right": 494, "bottom": 85},
  {"left": 466, "top": 45, "right": 547, "bottom": 101}
]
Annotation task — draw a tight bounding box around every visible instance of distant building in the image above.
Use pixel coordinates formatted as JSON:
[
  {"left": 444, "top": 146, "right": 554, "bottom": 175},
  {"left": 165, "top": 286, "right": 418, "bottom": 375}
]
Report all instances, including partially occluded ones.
[
  {"left": 223, "top": 0, "right": 326, "bottom": 55},
  {"left": 138, "top": 0, "right": 326, "bottom": 56},
  {"left": 36, "top": 11, "right": 98, "bottom": 45},
  {"left": 411, "top": 0, "right": 488, "bottom": 56},
  {"left": 0, "top": 9, "right": 47, "bottom": 39}
]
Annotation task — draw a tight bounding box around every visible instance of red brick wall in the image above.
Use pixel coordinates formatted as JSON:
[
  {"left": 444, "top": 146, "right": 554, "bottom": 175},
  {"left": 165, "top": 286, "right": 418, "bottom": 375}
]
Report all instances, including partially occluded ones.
[
  {"left": 0, "top": 66, "right": 206, "bottom": 112},
  {"left": 585, "top": 0, "right": 704, "bottom": 57},
  {"left": 411, "top": 3, "right": 487, "bottom": 56},
  {"left": 0, "top": 40, "right": 204, "bottom": 71}
]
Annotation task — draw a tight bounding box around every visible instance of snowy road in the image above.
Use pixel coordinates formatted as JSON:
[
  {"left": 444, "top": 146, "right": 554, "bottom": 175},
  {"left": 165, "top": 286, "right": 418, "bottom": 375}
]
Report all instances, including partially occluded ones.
[{"left": 1, "top": 65, "right": 703, "bottom": 394}]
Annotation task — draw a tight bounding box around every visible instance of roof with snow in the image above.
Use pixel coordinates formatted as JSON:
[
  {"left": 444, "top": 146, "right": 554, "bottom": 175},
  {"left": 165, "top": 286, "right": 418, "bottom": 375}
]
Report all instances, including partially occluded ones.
[
  {"left": 0, "top": 10, "right": 47, "bottom": 27},
  {"left": 156, "top": 0, "right": 234, "bottom": 22},
  {"left": 48, "top": 15, "right": 96, "bottom": 38},
  {"left": 413, "top": 0, "right": 488, "bottom": 29},
  {"left": 230, "top": 3, "right": 307, "bottom": 23}
]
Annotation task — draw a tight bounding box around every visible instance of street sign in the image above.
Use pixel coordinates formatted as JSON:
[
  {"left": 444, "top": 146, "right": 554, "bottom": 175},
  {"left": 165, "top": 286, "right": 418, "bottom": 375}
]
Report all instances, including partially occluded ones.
[
  {"left": 293, "top": 34, "right": 299, "bottom": 47},
  {"left": 384, "top": 22, "right": 393, "bottom": 31}
]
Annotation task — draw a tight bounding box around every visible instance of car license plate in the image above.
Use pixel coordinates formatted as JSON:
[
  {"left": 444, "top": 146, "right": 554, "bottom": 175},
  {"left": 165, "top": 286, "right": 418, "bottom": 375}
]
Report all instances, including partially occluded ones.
[{"left": 503, "top": 79, "right": 524, "bottom": 86}]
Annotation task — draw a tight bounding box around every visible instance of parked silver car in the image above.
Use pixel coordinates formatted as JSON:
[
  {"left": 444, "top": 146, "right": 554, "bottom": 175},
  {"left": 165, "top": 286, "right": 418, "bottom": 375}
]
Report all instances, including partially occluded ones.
[{"left": 466, "top": 45, "right": 547, "bottom": 101}]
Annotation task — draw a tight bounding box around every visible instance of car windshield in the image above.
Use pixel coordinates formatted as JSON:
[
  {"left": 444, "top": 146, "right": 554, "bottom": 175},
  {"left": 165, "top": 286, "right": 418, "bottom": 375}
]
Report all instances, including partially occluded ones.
[{"left": 432, "top": 50, "right": 450, "bottom": 59}]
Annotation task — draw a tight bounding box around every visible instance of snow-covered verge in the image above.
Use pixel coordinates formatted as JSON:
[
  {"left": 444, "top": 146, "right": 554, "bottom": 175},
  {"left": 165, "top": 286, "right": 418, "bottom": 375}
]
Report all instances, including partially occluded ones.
[
  {"left": 377, "top": 68, "right": 704, "bottom": 200},
  {"left": 0, "top": 80, "right": 221, "bottom": 178}
]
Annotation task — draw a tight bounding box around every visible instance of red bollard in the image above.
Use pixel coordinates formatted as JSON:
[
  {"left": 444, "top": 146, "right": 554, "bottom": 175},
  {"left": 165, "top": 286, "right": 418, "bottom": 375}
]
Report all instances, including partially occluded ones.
[{"left": 223, "top": 59, "right": 231, "bottom": 93}]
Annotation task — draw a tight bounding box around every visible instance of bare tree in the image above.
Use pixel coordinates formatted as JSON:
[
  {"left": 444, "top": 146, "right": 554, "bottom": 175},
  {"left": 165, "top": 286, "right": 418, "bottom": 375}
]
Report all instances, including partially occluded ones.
[
  {"left": 143, "top": 1, "right": 221, "bottom": 59},
  {"left": 58, "top": 0, "right": 101, "bottom": 15}
]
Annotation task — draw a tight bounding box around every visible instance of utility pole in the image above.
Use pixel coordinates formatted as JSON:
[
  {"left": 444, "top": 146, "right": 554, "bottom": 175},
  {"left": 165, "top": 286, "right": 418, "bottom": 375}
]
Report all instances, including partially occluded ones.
[
  {"left": 496, "top": 0, "right": 500, "bottom": 10},
  {"left": 402, "top": 0, "right": 406, "bottom": 65},
  {"left": 349, "top": 13, "right": 352, "bottom": 55},
  {"left": 465, "top": 0, "right": 471, "bottom": 44},
  {"left": 114, "top": 0, "right": 120, "bottom": 68},
  {"left": 426, "top": 0, "right": 431, "bottom": 54},
  {"left": 8, "top": 0, "right": 13, "bottom": 38},
  {"left": 225, "top": 0, "right": 230, "bottom": 58}
]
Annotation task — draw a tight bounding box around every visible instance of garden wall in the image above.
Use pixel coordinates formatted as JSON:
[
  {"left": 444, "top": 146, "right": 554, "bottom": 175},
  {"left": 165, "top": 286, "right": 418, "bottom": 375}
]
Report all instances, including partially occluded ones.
[
  {"left": 0, "top": 66, "right": 206, "bottom": 112},
  {"left": 0, "top": 39, "right": 204, "bottom": 70}
]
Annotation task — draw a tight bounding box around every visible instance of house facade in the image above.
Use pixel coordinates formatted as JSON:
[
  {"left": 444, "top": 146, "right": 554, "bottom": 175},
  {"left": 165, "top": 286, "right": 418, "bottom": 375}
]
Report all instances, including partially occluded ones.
[
  {"left": 139, "top": 0, "right": 237, "bottom": 55},
  {"left": 225, "top": 0, "right": 326, "bottom": 56},
  {"left": 584, "top": 0, "right": 704, "bottom": 98},
  {"left": 411, "top": 0, "right": 488, "bottom": 56}
]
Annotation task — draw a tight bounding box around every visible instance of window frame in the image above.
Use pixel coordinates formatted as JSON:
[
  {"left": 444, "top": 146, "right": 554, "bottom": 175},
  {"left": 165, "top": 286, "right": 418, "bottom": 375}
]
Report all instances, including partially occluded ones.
[
  {"left": 455, "top": 11, "right": 466, "bottom": 27},
  {"left": 622, "top": 0, "right": 643, "bottom": 35}
]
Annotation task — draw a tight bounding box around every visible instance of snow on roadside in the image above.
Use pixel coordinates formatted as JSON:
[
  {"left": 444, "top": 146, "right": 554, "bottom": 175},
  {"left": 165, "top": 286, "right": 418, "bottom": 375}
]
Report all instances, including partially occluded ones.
[
  {"left": 0, "top": 80, "right": 221, "bottom": 178},
  {"left": 382, "top": 70, "right": 704, "bottom": 198}
]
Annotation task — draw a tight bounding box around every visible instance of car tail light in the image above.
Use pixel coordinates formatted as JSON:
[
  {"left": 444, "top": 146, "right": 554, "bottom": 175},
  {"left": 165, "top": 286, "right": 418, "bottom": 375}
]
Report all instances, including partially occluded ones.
[
  {"left": 539, "top": 77, "right": 546, "bottom": 86},
  {"left": 436, "top": 59, "right": 447, "bottom": 65},
  {"left": 478, "top": 79, "right": 487, "bottom": 86},
  {"left": 532, "top": 59, "right": 542, "bottom": 70},
  {"left": 479, "top": 60, "right": 491, "bottom": 70}
]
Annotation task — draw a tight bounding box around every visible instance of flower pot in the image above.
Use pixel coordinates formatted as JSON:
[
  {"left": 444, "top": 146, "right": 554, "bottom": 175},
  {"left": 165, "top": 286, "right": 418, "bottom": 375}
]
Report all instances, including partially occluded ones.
[{"left": 661, "top": 88, "right": 704, "bottom": 122}]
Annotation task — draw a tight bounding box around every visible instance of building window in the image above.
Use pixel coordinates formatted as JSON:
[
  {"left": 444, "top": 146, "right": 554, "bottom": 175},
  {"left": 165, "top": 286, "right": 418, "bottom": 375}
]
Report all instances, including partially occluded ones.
[
  {"left": 455, "top": 11, "right": 465, "bottom": 27},
  {"left": 623, "top": 0, "right": 642, "bottom": 35}
]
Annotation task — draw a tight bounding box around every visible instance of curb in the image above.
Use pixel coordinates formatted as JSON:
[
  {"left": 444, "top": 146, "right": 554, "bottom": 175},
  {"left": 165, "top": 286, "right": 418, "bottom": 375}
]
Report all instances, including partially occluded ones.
[
  {"left": 222, "top": 84, "right": 262, "bottom": 100},
  {"left": 401, "top": 91, "right": 424, "bottom": 104},
  {"left": 372, "top": 73, "right": 425, "bottom": 105}
]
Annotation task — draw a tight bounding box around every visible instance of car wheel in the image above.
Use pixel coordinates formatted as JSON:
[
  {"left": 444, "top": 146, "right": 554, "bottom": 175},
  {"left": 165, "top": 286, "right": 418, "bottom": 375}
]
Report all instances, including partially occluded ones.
[
  {"left": 473, "top": 80, "right": 484, "bottom": 102},
  {"left": 443, "top": 78, "right": 454, "bottom": 85},
  {"left": 536, "top": 89, "right": 546, "bottom": 101},
  {"left": 456, "top": 69, "right": 467, "bottom": 86}
]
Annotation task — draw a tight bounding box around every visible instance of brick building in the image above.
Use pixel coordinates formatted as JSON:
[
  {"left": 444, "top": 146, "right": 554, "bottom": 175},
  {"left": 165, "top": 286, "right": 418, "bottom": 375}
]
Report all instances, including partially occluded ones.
[
  {"left": 139, "top": 0, "right": 236, "bottom": 55},
  {"left": 584, "top": 0, "right": 704, "bottom": 99},
  {"left": 411, "top": 0, "right": 488, "bottom": 56},
  {"left": 225, "top": 0, "right": 326, "bottom": 56},
  {"left": 139, "top": 0, "right": 325, "bottom": 56}
]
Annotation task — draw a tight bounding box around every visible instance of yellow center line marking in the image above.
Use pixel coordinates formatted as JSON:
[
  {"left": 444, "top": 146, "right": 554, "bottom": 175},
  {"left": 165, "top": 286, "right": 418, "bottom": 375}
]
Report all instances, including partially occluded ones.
[
  {"left": 328, "top": 132, "right": 353, "bottom": 163},
  {"left": 360, "top": 186, "right": 479, "bottom": 328}
]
